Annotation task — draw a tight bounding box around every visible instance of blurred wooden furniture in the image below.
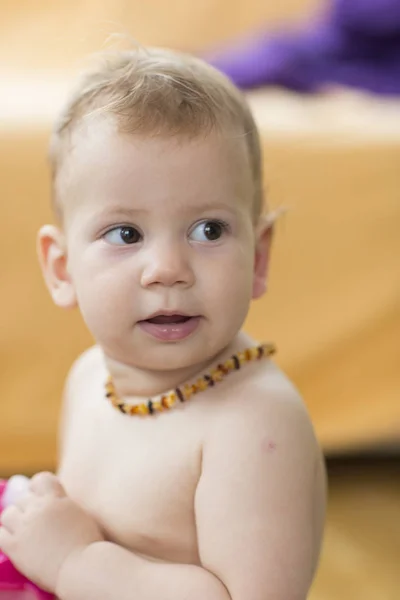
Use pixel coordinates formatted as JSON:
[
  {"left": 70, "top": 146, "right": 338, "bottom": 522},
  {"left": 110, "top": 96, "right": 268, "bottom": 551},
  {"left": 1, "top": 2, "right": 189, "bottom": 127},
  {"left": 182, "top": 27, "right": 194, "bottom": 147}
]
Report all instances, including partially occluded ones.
[
  {"left": 310, "top": 458, "right": 400, "bottom": 600},
  {"left": 1, "top": 0, "right": 399, "bottom": 475}
]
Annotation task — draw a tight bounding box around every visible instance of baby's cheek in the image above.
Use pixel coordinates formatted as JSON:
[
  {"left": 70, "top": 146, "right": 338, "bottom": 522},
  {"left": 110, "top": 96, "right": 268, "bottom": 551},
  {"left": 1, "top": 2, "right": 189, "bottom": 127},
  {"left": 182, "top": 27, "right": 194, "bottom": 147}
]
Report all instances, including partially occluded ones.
[
  {"left": 75, "top": 276, "right": 129, "bottom": 335},
  {"left": 220, "top": 251, "right": 254, "bottom": 294},
  {"left": 210, "top": 262, "right": 253, "bottom": 327}
]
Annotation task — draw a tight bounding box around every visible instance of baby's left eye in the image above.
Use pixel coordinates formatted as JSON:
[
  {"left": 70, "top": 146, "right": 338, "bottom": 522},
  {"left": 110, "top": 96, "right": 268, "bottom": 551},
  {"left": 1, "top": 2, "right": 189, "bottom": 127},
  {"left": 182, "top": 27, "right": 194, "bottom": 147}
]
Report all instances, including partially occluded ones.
[
  {"left": 189, "top": 220, "right": 228, "bottom": 242},
  {"left": 103, "top": 226, "right": 142, "bottom": 245}
]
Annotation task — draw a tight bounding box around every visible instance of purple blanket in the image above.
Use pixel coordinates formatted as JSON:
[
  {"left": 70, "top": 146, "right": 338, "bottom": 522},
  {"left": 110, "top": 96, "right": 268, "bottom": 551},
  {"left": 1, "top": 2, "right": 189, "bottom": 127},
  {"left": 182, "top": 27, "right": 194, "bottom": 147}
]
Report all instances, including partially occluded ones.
[{"left": 206, "top": 0, "right": 400, "bottom": 95}]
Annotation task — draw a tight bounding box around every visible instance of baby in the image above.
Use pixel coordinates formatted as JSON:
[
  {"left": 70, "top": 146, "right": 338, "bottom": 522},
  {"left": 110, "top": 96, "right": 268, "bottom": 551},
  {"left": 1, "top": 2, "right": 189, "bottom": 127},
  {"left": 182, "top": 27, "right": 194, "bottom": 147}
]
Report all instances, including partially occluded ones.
[{"left": 0, "top": 47, "right": 326, "bottom": 599}]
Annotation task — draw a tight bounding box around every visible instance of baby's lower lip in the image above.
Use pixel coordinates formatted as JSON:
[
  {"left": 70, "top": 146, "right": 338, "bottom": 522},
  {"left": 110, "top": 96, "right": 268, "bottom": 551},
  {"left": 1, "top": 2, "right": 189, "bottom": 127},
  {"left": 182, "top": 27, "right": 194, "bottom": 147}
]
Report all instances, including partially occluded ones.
[{"left": 138, "top": 316, "right": 201, "bottom": 341}]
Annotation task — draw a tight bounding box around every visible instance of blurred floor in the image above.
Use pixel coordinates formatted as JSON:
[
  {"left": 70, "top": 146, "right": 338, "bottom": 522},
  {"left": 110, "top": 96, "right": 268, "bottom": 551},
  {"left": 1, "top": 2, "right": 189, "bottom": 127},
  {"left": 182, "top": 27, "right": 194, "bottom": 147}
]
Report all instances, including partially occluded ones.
[{"left": 310, "top": 454, "right": 400, "bottom": 600}]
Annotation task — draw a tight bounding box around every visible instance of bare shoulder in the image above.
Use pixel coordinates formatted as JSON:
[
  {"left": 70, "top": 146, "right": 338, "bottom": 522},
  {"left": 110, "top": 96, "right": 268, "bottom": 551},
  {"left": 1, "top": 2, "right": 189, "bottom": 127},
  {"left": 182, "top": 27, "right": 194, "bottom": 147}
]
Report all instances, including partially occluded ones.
[
  {"left": 213, "top": 359, "right": 318, "bottom": 443},
  {"left": 64, "top": 345, "right": 104, "bottom": 394},
  {"left": 58, "top": 345, "right": 105, "bottom": 454},
  {"left": 215, "top": 359, "right": 326, "bottom": 481},
  {"left": 61, "top": 343, "right": 106, "bottom": 422}
]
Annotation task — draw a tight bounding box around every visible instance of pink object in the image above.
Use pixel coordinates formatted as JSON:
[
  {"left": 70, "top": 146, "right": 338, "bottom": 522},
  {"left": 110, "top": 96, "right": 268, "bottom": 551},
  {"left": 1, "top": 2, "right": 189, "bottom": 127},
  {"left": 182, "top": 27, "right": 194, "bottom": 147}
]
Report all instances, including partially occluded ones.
[{"left": 0, "top": 480, "right": 54, "bottom": 599}]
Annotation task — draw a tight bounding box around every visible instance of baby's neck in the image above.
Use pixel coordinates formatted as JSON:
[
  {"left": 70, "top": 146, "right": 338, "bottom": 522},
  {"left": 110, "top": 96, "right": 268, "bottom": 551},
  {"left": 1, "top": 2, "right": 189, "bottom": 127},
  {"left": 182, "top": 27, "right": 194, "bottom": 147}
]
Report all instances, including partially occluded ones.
[{"left": 102, "top": 332, "right": 254, "bottom": 401}]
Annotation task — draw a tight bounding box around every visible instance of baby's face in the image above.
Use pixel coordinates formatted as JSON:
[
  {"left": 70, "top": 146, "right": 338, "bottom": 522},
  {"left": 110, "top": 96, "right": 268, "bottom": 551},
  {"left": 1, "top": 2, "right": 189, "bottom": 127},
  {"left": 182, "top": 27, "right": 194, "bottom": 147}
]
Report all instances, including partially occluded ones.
[{"left": 57, "top": 122, "right": 265, "bottom": 370}]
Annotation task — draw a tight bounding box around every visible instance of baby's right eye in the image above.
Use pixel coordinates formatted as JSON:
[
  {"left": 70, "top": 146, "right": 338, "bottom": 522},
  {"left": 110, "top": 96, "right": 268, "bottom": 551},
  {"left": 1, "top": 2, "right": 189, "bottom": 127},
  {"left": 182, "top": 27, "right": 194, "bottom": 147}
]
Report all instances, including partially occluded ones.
[{"left": 103, "top": 226, "right": 142, "bottom": 245}]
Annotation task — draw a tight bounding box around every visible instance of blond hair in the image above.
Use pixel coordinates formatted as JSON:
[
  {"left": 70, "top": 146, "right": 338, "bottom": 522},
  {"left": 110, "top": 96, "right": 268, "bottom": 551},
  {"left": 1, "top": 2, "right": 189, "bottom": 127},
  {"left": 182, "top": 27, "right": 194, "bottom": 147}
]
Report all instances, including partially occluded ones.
[{"left": 50, "top": 47, "right": 264, "bottom": 216}]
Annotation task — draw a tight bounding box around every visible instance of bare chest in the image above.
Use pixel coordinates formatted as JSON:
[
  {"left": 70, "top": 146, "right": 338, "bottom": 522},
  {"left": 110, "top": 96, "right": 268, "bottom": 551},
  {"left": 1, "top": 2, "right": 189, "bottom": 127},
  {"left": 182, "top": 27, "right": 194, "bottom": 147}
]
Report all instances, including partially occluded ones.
[{"left": 58, "top": 384, "right": 205, "bottom": 564}]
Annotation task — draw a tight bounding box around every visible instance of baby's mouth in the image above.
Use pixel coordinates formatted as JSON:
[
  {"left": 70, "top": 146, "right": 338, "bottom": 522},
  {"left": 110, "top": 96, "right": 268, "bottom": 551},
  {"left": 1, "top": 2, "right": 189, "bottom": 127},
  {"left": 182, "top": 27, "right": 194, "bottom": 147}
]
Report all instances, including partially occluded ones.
[
  {"left": 144, "top": 315, "right": 191, "bottom": 325},
  {"left": 138, "top": 314, "right": 201, "bottom": 341}
]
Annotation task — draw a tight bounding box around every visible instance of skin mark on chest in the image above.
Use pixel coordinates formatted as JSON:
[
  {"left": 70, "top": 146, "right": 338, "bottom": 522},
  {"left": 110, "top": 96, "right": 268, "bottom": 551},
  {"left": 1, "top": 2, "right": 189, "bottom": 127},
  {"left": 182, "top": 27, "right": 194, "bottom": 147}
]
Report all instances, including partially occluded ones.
[{"left": 261, "top": 438, "right": 277, "bottom": 453}]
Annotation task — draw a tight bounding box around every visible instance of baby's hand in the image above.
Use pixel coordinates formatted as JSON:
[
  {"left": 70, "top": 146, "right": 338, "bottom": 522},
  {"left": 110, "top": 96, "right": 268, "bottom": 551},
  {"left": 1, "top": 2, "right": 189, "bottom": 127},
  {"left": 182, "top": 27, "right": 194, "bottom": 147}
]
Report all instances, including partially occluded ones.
[{"left": 0, "top": 472, "right": 103, "bottom": 593}]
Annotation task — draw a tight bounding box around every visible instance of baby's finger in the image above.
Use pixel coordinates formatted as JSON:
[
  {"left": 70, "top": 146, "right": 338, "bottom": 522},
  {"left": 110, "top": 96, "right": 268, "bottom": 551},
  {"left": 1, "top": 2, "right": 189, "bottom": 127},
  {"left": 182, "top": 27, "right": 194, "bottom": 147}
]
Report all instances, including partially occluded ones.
[
  {"left": 29, "top": 472, "right": 66, "bottom": 498},
  {"left": 14, "top": 492, "right": 33, "bottom": 512},
  {"left": 0, "top": 505, "right": 21, "bottom": 534},
  {"left": 0, "top": 526, "right": 14, "bottom": 554}
]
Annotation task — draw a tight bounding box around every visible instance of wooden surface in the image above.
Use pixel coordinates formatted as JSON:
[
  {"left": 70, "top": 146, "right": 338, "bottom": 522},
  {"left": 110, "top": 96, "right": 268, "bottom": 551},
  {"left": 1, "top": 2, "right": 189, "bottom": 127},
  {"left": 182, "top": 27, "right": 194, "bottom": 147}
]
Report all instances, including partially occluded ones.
[{"left": 310, "top": 457, "right": 400, "bottom": 600}]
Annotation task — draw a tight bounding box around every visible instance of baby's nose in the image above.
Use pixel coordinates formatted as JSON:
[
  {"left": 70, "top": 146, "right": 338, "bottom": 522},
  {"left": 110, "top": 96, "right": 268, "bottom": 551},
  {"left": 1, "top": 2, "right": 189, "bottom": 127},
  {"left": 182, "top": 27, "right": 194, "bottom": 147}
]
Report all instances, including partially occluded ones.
[{"left": 140, "top": 243, "right": 194, "bottom": 288}]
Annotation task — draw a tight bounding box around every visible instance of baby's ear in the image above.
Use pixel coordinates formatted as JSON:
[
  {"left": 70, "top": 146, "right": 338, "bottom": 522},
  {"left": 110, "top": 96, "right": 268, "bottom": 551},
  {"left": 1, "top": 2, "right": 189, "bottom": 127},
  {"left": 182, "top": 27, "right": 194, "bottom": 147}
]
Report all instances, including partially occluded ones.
[
  {"left": 37, "top": 225, "right": 77, "bottom": 309},
  {"left": 252, "top": 214, "right": 274, "bottom": 300}
]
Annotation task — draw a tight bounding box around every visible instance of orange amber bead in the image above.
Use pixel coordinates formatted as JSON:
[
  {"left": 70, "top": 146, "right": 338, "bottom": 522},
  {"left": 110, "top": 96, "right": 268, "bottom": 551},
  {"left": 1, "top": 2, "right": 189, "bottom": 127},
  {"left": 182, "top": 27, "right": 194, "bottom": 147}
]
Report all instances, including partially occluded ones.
[
  {"left": 211, "top": 369, "right": 224, "bottom": 382},
  {"left": 165, "top": 395, "right": 176, "bottom": 408},
  {"left": 183, "top": 385, "right": 193, "bottom": 399},
  {"left": 197, "top": 379, "right": 208, "bottom": 391}
]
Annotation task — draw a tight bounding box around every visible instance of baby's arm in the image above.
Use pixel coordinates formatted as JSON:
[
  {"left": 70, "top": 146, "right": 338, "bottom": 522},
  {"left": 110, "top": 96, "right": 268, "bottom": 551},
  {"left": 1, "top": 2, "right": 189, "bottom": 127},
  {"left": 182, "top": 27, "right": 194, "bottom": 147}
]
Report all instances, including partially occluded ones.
[
  {"left": 57, "top": 543, "right": 231, "bottom": 600},
  {"left": 56, "top": 388, "right": 326, "bottom": 600},
  {"left": 195, "top": 391, "right": 326, "bottom": 600}
]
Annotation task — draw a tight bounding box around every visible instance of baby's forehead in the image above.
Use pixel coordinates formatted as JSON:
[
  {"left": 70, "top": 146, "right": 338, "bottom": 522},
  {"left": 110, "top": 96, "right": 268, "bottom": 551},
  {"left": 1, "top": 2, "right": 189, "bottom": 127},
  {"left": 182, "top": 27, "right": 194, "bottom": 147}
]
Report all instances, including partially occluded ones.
[
  {"left": 64, "top": 115, "right": 249, "bottom": 165},
  {"left": 55, "top": 118, "right": 254, "bottom": 216}
]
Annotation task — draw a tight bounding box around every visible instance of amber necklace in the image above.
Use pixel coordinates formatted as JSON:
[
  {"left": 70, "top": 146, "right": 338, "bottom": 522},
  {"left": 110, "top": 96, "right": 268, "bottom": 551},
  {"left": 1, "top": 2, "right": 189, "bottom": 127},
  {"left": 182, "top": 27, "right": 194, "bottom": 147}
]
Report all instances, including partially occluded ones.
[{"left": 105, "top": 343, "right": 276, "bottom": 416}]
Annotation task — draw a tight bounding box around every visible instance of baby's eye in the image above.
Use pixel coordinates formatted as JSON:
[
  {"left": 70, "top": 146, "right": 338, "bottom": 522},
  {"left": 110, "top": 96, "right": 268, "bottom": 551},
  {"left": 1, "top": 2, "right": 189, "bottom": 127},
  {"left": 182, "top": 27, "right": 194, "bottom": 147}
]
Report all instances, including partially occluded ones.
[
  {"left": 103, "top": 226, "right": 142, "bottom": 245},
  {"left": 189, "top": 220, "right": 228, "bottom": 242}
]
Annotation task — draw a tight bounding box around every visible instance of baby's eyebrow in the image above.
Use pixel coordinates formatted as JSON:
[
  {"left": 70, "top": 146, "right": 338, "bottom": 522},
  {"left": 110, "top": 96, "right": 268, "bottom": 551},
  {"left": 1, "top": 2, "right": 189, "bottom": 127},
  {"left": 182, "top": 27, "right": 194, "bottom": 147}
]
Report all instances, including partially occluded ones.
[
  {"left": 175, "top": 200, "right": 239, "bottom": 213},
  {"left": 178, "top": 201, "right": 239, "bottom": 215},
  {"left": 97, "top": 206, "right": 147, "bottom": 219}
]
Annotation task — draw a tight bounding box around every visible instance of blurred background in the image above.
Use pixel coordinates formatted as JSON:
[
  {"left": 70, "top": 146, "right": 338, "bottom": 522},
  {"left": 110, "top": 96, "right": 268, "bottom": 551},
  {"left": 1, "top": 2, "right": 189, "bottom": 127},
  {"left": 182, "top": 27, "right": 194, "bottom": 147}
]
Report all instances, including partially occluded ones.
[{"left": 0, "top": 0, "right": 399, "bottom": 598}]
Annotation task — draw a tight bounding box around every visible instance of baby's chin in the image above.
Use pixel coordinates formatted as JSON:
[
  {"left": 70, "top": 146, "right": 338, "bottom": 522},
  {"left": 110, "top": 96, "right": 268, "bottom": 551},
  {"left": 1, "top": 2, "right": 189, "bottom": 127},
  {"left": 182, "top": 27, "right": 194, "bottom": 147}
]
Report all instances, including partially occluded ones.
[{"left": 102, "top": 337, "right": 230, "bottom": 373}]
